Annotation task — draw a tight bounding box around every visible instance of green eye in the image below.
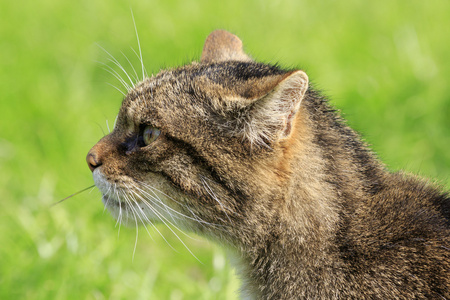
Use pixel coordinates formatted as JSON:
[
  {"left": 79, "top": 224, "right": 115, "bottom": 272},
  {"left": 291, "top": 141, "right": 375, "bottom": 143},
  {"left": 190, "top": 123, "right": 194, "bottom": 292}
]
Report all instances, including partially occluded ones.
[{"left": 142, "top": 126, "right": 161, "bottom": 146}]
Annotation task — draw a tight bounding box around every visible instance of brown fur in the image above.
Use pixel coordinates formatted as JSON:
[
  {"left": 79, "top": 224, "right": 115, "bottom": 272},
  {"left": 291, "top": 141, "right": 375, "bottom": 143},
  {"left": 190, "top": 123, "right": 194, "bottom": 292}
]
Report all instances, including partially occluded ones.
[{"left": 87, "top": 30, "right": 450, "bottom": 299}]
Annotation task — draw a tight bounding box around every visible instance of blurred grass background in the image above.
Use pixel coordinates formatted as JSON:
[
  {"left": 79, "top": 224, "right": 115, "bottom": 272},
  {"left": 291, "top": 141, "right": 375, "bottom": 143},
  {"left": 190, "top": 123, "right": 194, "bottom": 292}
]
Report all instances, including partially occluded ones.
[{"left": 1, "top": 0, "right": 449, "bottom": 299}]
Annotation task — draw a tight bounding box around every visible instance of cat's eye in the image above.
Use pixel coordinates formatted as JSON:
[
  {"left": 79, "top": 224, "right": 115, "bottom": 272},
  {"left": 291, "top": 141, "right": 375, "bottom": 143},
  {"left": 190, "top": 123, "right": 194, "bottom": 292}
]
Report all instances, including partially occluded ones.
[{"left": 142, "top": 126, "right": 161, "bottom": 146}]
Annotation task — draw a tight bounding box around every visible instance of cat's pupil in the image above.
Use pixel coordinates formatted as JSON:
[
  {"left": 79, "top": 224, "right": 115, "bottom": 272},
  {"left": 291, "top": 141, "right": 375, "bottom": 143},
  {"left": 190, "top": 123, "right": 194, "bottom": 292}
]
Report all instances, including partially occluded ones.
[{"left": 142, "top": 126, "right": 161, "bottom": 146}]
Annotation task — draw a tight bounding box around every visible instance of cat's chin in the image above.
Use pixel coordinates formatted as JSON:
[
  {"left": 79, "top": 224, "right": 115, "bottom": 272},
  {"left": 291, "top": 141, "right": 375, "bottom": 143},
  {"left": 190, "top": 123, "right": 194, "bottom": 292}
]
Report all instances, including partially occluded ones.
[
  {"left": 101, "top": 194, "right": 125, "bottom": 210},
  {"left": 102, "top": 194, "right": 134, "bottom": 226},
  {"left": 92, "top": 171, "right": 147, "bottom": 226},
  {"left": 101, "top": 193, "right": 152, "bottom": 227}
]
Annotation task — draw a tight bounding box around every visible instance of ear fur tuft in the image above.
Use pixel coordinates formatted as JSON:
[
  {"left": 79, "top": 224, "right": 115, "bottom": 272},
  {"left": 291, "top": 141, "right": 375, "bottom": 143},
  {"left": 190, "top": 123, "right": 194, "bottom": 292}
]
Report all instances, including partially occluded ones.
[{"left": 238, "top": 70, "right": 309, "bottom": 148}]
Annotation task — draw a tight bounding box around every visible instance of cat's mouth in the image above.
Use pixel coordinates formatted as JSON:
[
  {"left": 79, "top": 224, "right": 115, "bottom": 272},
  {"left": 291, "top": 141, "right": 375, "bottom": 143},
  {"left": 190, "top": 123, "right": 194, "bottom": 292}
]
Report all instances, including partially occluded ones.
[
  {"left": 93, "top": 170, "right": 133, "bottom": 211},
  {"left": 93, "top": 170, "right": 183, "bottom": 226}
]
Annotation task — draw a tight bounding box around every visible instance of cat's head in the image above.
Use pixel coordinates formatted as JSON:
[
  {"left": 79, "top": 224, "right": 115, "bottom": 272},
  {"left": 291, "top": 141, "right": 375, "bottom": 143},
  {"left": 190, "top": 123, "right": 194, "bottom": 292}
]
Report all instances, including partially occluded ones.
[{"left": 87, "top": 30, "right": 309, "bottom": 240}]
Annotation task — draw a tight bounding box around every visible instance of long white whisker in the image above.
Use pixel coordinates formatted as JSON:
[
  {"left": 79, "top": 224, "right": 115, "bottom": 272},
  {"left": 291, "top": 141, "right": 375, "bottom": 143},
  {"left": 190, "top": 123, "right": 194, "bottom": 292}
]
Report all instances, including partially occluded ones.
[
  {"left": 134, "top": 184, "right": 176, "bottom": 221},
  {"left": 130, "top": 188, "right": 200, "bottom": 241},
  {"left": 126, "top": 183, "right": 196, "bottom": 248},
  {"left": 130, "top": 47, "right": 148, "bottom": 79},
  {"left": 102, "top": 183, "right": 113, "bottom": 214},
  {"left": 185, "top": 205, "right": 209, "bottom": 230},
  {"left": 122, "top": 51, "right": 139, "bottom": 85},
  {"left": 152, "top": 208, "right": 202, "bottom": 262},
  {"left": 114, "top": 184, "right": 123, "bottom": 237},
  {"left": 102, "top": 196, "right": 109, "bottom": 214},
  {"left": 130, "top": 9, "right": 146, "bottom": 81},
  {"left": 135, "top": 181, "right": 221, "bottom": 228},
  {"left": 113, "top": 115, "right": 119, "bottom": 130},
  {"left": 96, "top": 44, "right": 135, "bottom": 90},
  {"left": 106, "top": 82, "right": 126, "bottom": 97},
  {"left": 96, "top": 57, "right": 130, "bottom": 89},
  {"left": 128, "top": 189, "right": 202, "bottom": 262},
  {"left": 200, "top": 176, "right": 233, "bottom": 224},
  {"left": 99, "top": 63, "right": 130, "bottom": 92},
  {"left": 122, "top": 189, "right": 155, "bottom": 242},
  {"left": 104, "top": 58, "right": 134, "bottom": 89},
  {"left": 128, "top": 190, "right": 180, "bottom": 252},
  {"left": 141, "top": 187, "right": 189, "bottom": 220},
  {"left": 117, "top": 211, "right": 123, "bottom": 237},
  {"left": 137, "top": 181, "right": 186, "bottom": 206},
  {"left": 122, "top": 192, "right": 139, "bottom": 261}
]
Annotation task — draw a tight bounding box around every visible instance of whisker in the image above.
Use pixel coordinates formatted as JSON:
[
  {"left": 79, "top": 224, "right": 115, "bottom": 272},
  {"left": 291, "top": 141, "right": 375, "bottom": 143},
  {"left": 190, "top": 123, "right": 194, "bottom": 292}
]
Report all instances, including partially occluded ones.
[
  {"left": 130, "top": 9, "right": 147, "bottom": 81},
  {"left": 137, "top": 181, "right": 185, "bottom": 206},
  {"left": 122, "top": 192, "right": 139, "bottom": 261},
  {"left": 103, "top": 184, "right": 113, "bottom": 214},
  {"left": 134, "top": 181, "right": 221, "bottom": 228},
  {"left": 127, "top": 190, "right": 179, "bottom": 252},
  {"left": 131, "top": 47, "right": 148, "bottom": 80},
  {"left": 152, "top": 208, "right": 202, "bottom": 263},
  {"left": 50, "top": 185, "right": 96, "bottom": 208},
  {"left": 200, "top": 176, "right": 233, "bottom": 224},
  {"left": 139, "top": 186, "right": 186, "bottom": 220},
  {"left": 123, "top": 189, "right": 155, "bottom": 241},
  {"left": 97, "top": 60, "right": 131, "bottom": 92},
  {"left": 121, "top": 51, "right": 139, "bottom": 85},
  {"left": 105, "top": 57, "right": 135, "bottom": 89},
  {"left": 143, "top": 197, "right": 201, "bottom": 241},
  {"left": 114, "top": 184, "right": 123, "bottom": 237},
  {"left": 146, "top": 188, "right": 178, "bottom": 224},
  {"left": 96, "top": 122, "right": 106, "bottom": 136},
  {"left": 117, "top": 210, "right": 123, "bottom": 238},
  {"left": 96, "top": 44, "right": 135, "bottom": 90},
  {"left": 113, "top": 115, "right": 119, "bottom": 130},
  {"left": 128, "top": 189, "right": 202, "bottom": 262},
  {"left": 105, "top": 82, "right": 126, "bottom": 97},
  {"left": 129, "top": 187, "right": 193, "bottom": 238}
]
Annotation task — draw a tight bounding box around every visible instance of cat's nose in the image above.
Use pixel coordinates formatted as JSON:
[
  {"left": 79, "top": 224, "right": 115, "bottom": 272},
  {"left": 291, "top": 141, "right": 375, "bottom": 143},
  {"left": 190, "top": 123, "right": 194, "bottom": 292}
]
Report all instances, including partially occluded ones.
[{"left": 86, "top": 151, "right": 102, "bottom": 172}]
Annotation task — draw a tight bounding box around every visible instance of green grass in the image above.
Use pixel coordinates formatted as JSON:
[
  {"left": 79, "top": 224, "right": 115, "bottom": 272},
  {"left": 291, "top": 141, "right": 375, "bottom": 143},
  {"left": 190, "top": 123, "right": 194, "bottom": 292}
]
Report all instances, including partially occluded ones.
[{"left": 1, "top": 0, "right": 449, "bottom": 299}]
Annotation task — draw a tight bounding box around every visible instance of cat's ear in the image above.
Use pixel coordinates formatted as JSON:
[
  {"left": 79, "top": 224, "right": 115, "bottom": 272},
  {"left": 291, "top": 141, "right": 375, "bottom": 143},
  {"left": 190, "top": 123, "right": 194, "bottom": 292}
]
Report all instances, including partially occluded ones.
[
  {"left": 201, "top": 30, "right": 251, "bottom": 63},
  {"left": 237, "top": 70, "right": 309, "bottom": 147}
]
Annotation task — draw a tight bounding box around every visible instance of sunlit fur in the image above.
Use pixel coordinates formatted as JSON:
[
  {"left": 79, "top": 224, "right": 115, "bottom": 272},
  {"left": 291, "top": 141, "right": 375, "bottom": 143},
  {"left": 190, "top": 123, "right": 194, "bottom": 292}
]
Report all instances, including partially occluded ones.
[{"left": 88, "top": 30, "right": 450, "bottom": 299}]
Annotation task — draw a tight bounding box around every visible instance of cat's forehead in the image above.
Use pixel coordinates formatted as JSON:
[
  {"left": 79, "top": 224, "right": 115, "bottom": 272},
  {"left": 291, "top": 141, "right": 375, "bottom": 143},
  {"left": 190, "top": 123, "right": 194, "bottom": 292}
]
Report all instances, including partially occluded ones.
[
  {"left": 117, "top": 61, "right": 288, "bottom": 129},
  {"left": 116, "top": 67, "right": 198, "bottom": 131}
]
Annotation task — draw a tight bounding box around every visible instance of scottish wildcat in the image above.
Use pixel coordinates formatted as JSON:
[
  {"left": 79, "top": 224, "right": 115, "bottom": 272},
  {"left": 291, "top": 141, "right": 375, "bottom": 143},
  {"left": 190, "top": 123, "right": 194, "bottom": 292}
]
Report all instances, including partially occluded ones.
[{"left": 86, "top": 30, "right": 449, "bottom": 299}]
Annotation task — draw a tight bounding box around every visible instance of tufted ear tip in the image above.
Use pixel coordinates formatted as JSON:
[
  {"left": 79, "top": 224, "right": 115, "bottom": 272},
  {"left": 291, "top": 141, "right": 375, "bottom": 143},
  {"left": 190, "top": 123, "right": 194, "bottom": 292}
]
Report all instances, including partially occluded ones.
[{"left": 201, "top": 30, "right": 251, "bottom": 63}]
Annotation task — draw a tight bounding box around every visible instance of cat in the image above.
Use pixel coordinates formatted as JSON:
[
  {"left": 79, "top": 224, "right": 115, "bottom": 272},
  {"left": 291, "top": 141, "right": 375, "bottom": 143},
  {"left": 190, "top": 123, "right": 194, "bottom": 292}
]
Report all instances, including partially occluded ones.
[{"left": 86, "top": 30, "right": 449, "bottom": 299}]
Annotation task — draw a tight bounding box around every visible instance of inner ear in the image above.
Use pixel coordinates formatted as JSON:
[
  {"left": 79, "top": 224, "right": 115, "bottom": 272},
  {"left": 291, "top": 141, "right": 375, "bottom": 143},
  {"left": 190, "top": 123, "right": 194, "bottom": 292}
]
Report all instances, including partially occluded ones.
[
  {"left": 274, "top": 70, "right": 309, "bottom": 137},
  {"left": 201, "top": 30, "right": 251, "bottom": 63},
  {"left": 234, "top": 70, "right": 309, "bottom": 147}
]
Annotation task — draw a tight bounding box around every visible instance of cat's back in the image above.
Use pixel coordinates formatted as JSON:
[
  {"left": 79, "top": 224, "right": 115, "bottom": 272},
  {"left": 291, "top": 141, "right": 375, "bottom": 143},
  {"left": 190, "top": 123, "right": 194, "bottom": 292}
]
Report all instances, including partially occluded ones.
[{"left": 337, "top": 172, "right": 450, "bottom": 298}]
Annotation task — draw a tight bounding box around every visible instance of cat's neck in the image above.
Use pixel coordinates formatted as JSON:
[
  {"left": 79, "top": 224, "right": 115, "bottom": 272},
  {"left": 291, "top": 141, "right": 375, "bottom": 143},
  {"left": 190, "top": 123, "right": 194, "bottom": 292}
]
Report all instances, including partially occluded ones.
[
  {"left": 236, "top": 89, "right": 384, "bottom": 242},
  {"left": 229, "top": 90, "right": 387, "bottom": 298}
]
